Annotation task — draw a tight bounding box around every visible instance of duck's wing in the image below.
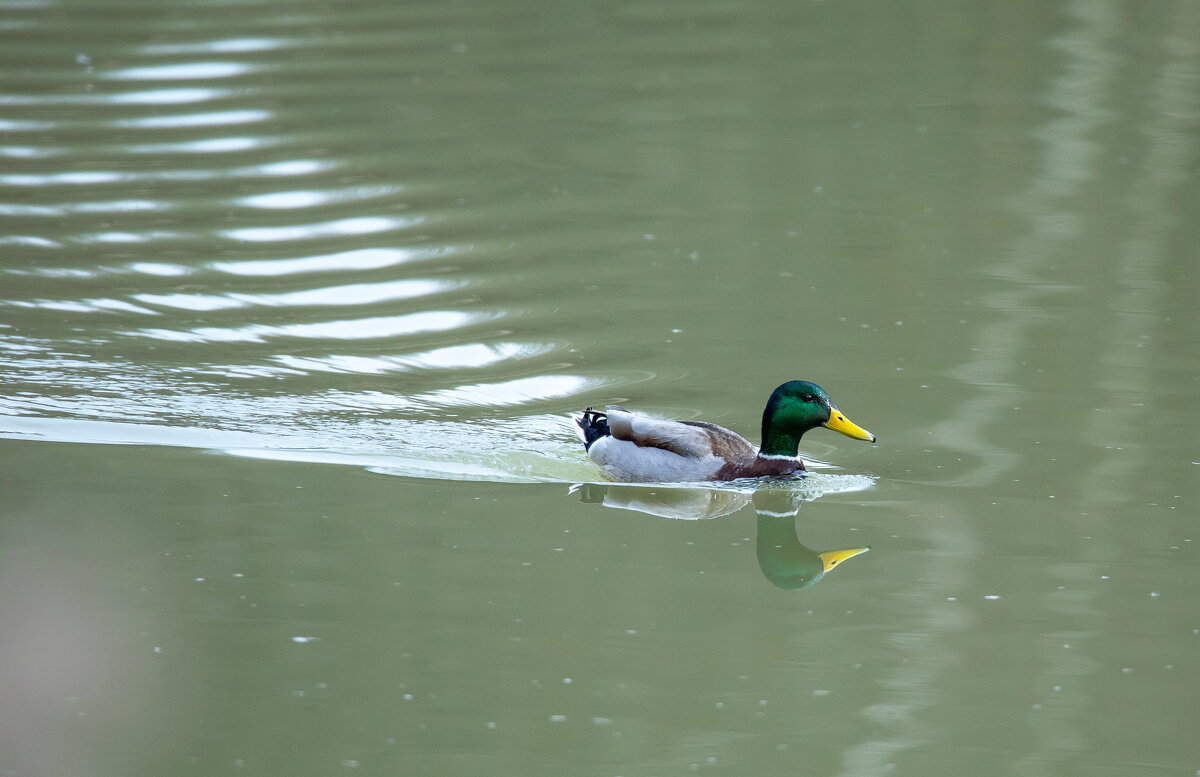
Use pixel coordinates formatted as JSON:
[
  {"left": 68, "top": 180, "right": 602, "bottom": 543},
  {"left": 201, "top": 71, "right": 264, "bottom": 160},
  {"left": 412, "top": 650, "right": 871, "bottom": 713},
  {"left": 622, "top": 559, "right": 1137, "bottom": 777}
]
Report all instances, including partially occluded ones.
[{"left": 603, "top": 406, "right": 757, "bottom": 461}]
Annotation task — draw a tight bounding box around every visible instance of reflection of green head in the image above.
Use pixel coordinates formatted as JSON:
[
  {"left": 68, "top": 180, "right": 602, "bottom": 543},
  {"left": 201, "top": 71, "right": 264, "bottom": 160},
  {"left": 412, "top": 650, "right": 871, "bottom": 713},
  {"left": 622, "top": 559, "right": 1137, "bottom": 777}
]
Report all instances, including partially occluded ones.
[{"left": 752, "top": 489, "right": 869, "bottom": 590}]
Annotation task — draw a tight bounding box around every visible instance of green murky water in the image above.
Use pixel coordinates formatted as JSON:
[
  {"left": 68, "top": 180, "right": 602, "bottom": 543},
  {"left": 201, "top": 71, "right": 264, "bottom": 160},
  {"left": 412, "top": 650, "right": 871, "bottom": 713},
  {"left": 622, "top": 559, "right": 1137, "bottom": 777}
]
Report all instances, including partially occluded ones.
[{"left": 2, "top": 0, "right": 1198, "bottom": 775}]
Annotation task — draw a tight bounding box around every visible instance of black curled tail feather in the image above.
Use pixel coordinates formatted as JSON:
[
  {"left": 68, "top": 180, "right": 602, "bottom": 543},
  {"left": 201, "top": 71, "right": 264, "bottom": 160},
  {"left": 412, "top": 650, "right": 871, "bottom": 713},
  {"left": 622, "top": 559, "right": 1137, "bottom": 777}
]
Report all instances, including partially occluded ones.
[{"left": 574, "top": 407, "right": 610, "bottom": 451}]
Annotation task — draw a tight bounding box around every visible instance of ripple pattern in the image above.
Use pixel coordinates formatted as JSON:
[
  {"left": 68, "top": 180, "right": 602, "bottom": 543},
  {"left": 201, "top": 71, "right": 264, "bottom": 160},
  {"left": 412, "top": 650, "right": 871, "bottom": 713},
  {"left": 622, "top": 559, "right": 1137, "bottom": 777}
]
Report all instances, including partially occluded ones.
[{"left": 0, "top": 1, "right": 618, "bottom": 480}]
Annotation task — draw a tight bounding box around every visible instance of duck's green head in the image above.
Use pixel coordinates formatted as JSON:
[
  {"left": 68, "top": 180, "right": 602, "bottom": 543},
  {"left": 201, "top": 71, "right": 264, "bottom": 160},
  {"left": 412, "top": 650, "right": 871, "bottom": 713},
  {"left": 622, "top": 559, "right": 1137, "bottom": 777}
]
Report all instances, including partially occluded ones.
[{"left": 760, "top": 380, "right": 876, "bottom": 457}]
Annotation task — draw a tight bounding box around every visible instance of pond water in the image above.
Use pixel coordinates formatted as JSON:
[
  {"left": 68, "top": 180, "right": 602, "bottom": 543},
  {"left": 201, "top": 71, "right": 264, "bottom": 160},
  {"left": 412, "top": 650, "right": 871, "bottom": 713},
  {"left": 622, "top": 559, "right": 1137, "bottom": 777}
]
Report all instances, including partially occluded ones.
[{"left": 2, "top": 0, "right": 1198, "bottom": 775}]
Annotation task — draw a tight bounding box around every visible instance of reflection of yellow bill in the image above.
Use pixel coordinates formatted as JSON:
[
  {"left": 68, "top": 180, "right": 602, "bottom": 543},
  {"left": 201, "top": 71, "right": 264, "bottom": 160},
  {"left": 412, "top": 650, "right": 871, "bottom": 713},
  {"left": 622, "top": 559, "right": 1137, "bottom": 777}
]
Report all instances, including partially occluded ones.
[
  {"left": 818, "top": 546, "right": 871, "bottom": 572},
  {"left": 822, "top": 407, "right": 876, "bottom": 442}
]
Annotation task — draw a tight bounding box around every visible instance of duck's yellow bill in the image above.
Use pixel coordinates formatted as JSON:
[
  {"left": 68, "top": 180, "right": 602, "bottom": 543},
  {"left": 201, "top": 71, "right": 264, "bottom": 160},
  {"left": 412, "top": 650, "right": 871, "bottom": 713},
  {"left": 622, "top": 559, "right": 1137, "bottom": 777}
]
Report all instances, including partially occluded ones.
[
  {"left": 823, "top": 407, "right": 876, "bottom": 442},
  {"left": 818, "top": 546, "right": 871, "bottom": 572}
]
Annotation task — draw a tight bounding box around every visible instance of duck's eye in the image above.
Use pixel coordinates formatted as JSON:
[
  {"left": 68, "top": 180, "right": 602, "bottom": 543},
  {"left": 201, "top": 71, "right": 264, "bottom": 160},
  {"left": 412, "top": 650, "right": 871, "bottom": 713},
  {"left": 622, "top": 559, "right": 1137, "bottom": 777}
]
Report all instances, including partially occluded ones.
[{"left": 802, "top": 393, "right": 815, "bottom": 402}]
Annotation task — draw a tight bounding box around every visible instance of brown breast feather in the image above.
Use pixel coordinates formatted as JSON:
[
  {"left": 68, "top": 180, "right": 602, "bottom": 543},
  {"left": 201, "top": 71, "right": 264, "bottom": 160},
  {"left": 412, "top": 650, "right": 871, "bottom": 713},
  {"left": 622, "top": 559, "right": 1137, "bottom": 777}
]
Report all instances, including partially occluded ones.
[{"left": 716, "top": 455, "right": 804, "bottom": 480}]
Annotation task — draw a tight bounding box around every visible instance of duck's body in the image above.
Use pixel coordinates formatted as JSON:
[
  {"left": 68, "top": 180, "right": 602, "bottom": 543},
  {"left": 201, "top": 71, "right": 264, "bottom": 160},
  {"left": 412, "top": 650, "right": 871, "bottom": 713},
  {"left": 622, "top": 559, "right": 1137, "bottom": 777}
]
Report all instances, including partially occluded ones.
[
  {"left": 575, "top": 406, "right": 806, "bottom": 482},
  {"left": 573, "top": 380, "right": 875, "bottom": 483}
]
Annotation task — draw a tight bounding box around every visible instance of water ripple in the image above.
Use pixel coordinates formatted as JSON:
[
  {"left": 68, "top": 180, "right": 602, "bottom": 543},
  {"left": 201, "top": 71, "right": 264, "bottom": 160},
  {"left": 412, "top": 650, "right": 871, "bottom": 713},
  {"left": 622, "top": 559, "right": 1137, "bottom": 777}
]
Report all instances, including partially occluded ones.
[
  {"left": 139, "top": 38, "right": 291, "bottom": 55},
  {"left": 209, "top": 247, "right": 449, "bottom": 276},
  {"left": 235, "top": 186, "right": 400, "bottom": 209},
  {"left": 4, "top": 298, "right": 159, "bottom": 315},
  {"left": 0, "top": 118, "right": 55, "bottom": 130},
  {"left": 128, "top": 311, "right": 498, "bottom": 344},
  {"left": 112, "top": 109, "right": 271, "bottom": 129},
  {"left": 127, "top": 263, "right": 192, "bottom": 277},
  {"left": 131, "top": 278, "right": 459, "bottom": 312},
  {"left": 222, "top": 215, "right": 419, "bottom": 243},
  {"left": 0, "top": 159, "right": 335, "bottom": 187},
  {"left": 0, "top": 145, "right": 60, "bottom": 158},
  {"left": 104, "top": 62, "right": 254, "bottom": 80},
  {"left": 125, "top": 136, "right": 272, "bottom": 154},
  {"left": 271, "top": 342, "right": 556, "bottom": 375},
  {"left": 0, "top": 199, "right": 170, "bottom": 216},
  {"left": 2, "top": 247, "right": 450, "bottom": 280},
  {"left": 0, "top": 3, "right": 588, "bottom": 488},
  {"left": 416, "top": 375, "right": 603, "bottom": 410},
  {"left": 325, "top": 375, "right": 607, "bottom": 414},
  {"left": 0, "top": 87, "right": 229, "bottom": 105}
]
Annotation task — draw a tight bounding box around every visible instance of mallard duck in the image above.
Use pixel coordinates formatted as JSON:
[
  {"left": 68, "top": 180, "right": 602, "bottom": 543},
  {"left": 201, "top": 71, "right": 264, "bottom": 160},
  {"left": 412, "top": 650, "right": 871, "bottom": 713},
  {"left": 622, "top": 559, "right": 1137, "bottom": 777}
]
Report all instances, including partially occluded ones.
[{"left": 573, "top": 380, "right": 875, "bottom": 482}]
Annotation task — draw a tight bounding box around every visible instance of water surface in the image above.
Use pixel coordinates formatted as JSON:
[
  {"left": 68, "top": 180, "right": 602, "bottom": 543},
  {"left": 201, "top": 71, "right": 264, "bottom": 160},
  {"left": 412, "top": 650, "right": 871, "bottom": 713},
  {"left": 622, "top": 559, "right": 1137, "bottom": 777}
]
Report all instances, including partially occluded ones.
[{"left": 2, "top": 0, "right": 1198, "bottom": 775}]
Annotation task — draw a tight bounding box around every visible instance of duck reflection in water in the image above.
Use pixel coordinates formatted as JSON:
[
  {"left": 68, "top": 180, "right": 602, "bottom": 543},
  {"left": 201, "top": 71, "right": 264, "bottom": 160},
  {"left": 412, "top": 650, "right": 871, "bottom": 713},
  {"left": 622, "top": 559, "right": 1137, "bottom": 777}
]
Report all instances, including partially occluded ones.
[
  {"left": 571, "top": 483, "right": 869, "bottom": 590},
  {"left": 750, "top": 489, "right": 869, "bottom": 590}
]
